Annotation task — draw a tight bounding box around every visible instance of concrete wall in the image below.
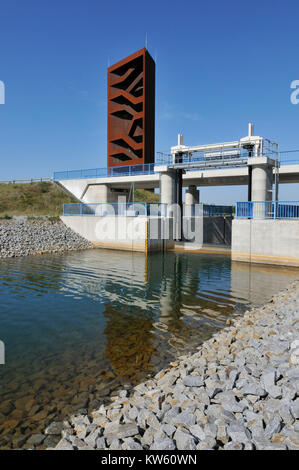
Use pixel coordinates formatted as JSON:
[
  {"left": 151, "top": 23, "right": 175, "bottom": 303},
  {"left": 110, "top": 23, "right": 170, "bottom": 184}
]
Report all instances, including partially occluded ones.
[
  {"left": 61, "top": 215, "right": 148, "bottom": 252},
  {"left": 203, "top": 216, "right": 232, "bottom": 246},
  {"left": 61, "top": 214, "right": 233, "bottom": 253},
  {"left": 61, "top": 216, "right": 175, "bottom": 253},
  {"left": 232, "top": 219, "right": 299, "bottom": 266}
]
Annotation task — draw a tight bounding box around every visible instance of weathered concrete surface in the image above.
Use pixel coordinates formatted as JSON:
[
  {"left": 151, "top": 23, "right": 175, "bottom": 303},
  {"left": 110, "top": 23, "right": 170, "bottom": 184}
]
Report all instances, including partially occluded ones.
[
  {"left": 232, "top": 219, "right": 299, "bottom": 266},
  {"left": 47, "top": 280, "right": 299, "bottom": 451}
]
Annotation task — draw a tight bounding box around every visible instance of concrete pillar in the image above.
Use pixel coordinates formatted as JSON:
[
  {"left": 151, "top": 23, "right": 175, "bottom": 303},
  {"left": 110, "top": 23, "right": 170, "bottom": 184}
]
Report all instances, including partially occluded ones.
[
  {"left": 251, "top": 166, "right": 273, "bottom": 201},
  {"left": 185, "top": 185, "right": 200, "bottom": 205},
  {"left": 156, "top": 166, "right": 183, "bottom": 240},
  {"left": 248, "top": 157, "right": 276, "bottom": 217},
  {"left": 185, "top": 185, "right": 200, "bottom": 217},
  {"left": 160, "top": 169, "right": 177, "bottom": 206}
]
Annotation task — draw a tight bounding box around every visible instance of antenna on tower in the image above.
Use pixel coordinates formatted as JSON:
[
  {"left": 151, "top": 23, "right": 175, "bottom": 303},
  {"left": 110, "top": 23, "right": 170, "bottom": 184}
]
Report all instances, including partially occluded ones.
[{"left": 145, "top": 32, "right": 148, "bottom": 49}]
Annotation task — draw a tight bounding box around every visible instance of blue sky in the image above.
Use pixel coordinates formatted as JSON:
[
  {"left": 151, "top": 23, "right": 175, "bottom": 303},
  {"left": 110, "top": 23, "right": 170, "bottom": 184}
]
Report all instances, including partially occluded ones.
[{"left": 0, "top": 0, "right": 299, "bottom": 203}]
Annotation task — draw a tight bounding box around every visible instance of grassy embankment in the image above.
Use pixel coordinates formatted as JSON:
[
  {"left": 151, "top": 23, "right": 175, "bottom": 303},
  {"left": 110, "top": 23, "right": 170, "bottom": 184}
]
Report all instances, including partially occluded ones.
[{"left": 0, "top": 182, "right": 159, "bottom": 218}]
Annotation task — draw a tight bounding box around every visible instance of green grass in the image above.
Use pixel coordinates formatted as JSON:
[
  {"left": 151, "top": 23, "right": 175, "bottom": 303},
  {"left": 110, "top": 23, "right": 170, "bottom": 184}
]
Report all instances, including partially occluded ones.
[
  {"left": 134, "top": 189, "right": 159, "bottom": 203},
  {"left": 0, "top": 183, "right": 160, "bottom": 217},
  {"left": 0, "top": 182, "right": 77, "bottom": 217}
]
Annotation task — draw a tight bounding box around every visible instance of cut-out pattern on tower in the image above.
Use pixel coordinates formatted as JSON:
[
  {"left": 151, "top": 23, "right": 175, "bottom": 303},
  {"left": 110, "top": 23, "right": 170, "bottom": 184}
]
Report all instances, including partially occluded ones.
[{"left": 107, "top": 48, "right": 155, "bottom": 167}]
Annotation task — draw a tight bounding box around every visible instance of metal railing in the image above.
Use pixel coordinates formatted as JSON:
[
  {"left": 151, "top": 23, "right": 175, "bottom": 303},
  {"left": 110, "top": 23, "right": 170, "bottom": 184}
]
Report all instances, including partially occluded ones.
[
  {"left": 203, "top": 204, "right": 233, "bottom": 217},
  {"left": 54, "top": 164, "right": 155, "bottom": 181},
  {"left": 0, "top": 177, "right": 53, "bottom": 184},
  {"left": 236, "top": 201, "right": 299, "bottom": 219},
  {"left": 279, "top": 150, "right": 299, "bottom": 165},
  {"left": 53, "top": 149, "right": 299, "bottom": 182},
  {"left": 62, "top": 202, "right": 168, "bottom": 217},
  {"left": 53, "top": 149, "right": 299, "bottom": 181},
  {"left": 63, "top": 202, "right": 233, "bottom": 218}
]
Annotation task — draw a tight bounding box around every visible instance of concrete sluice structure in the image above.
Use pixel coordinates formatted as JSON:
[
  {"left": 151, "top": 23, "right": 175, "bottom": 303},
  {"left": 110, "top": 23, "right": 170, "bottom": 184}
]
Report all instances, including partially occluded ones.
[
  {"left": 61, "top": 205, "right": 208, "bottom": 253},
  {"left": 56, "top": 104, "right": 299, "bottom": 265}
]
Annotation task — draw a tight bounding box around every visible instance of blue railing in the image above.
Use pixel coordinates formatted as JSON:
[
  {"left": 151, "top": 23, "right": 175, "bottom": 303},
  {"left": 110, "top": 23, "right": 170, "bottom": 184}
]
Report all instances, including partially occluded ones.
[
  {"left": 236, "top": 201, "right": 299, "bottom": 219},
  {"left": 54, "top": 150, "right": 299, "bottom": 181},
  {"left": 63, "top": 202, "right": 168, "bottom": 217},
  {"left": 279, "top": 150, "right": 299, "bottom": 165},
  {"left": 63, "top": 202, "right": 233, "bottom": 218},
  {"left": 54, "top": 163, "right": 155, "bottom": 181},
  {"left": 203, "top": 204, "right": 233, "bottom": 217}
]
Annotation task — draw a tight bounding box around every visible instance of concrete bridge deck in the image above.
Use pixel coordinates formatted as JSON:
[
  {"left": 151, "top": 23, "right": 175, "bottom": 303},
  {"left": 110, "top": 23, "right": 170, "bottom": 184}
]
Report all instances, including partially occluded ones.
[{"left": 56, "top": 164, "right": 299, "bottom": 203}]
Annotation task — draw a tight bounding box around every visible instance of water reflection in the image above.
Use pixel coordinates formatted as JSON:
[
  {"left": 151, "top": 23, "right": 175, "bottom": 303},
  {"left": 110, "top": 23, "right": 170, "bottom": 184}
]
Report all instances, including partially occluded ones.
[{"left": 0, "top": 249, "right": 298, "bottom": 449}]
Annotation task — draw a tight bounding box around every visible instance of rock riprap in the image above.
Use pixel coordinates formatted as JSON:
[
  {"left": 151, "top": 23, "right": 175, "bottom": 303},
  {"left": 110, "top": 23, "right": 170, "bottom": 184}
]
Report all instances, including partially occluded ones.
[
  {"left": 0, "top": 218, "right": 92, "bottom": 258},
  {"left": 43, "top": 280, "right": 299, "bottom": 451}
]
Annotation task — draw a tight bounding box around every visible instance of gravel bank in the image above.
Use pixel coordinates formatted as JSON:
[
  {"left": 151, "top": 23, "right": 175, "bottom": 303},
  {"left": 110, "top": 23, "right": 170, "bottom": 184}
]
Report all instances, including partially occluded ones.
[
  {"left": 0, "top": 218, "right": 92, "bottom": 258},
  {"left": 42, "top": 280, "right": 299, "bottom": 451}
]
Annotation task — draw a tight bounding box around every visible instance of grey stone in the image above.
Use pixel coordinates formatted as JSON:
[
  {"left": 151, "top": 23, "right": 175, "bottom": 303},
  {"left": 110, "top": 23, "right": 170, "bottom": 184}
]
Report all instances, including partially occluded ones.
[
  {"left": 84, "top": 431, "right": 101, "bottom": 448},
  {"left": 171, "top": 411, "right": 196, "bottom": 428},
  {"left": 204, "top": 423, "right": 217, "bottom": 438},
  {"left": 174, "top": 429, "right": 196, "bottom": 450},
  {"left": 286, "top": 367, "right": 299, "bottom": 379},
  {"left": 125, "top": 440, "right": 143, "bottom": 450},
  {"left": 69, "top": 436, "right": 90, "bottom": 449},
  {"left": 103, "top": 420, "right": 119, "bottom": 437},
  {"left": 240, "top": 383, "right": 267, "bottom": 397},
  {"left": 45, "top": 421, "right": 64, "bottom": 436},
  {"left": 110, "top": 438, "right": 122, "bottom": 450},
  {"left": 96, "top": 437, "right": 106, "bottom": 449},
  {"left": 55, "top": 444, "right": 74, "bottom": 450},
  {"left": 213, "top": 391, "right": 246, "bottom": 413},
  {"left": 161, "top": 423, "right": 176, "bottom": 437},
  {"left": 226, "top": 370, "right": 239, "bottom": 390},
  {"left": 128, "top": 406, "right": 138, "bottom": 421},
  {"left": 43, "top": 435, "right": 60, "bottom": 448},
  {"left": 227, "top": 422, "right": 251, "bottom": 443},
  {"left": 26, "top": 433, "right": 45, "bottom": 446},
  {"left": 290, "top": 398, "right": 299, "bottom": 419},
  {"left": 163, "top": 406, "right": 181, "bottom": 424},
  {"left": 183, "top": 376, "right": 204, "bottom": 387},
  {"left": 264, "top": 417, "right": 282, "bottom": 439},
  {"left": 285, "top": 431, "right": 299, "bottom": 450},
  {"left": 189, "top": 425, "right": 205, "bottom": 441},
  {"left": 196, "top": 437, "right": 217, "bottom": 450},
  {"left": 56, "top": 437, "right": 73, "bottom": 449},
  {"left": 116, "top": 423, "right": 139, "bottom": 439},
  {"left": 150, "top": 437, "right": 176, "bottom": 450},
  {"left": 221, "top": 409, "right": 237, "bottom": 423},
  {"left": 207, "top": 386, "right": 222, "bottom": 399},
  {"left": 261, "top": 371, "right": 282, "bottom": 398},
  {"left": 224, "top": 441, "right": 243, "bottom": 450},
  {"left": 141, "top": 427, "right": 155, "bottom": 446},
  {"left": 146, "top": 411, "right": 160, "bottom": 430}
]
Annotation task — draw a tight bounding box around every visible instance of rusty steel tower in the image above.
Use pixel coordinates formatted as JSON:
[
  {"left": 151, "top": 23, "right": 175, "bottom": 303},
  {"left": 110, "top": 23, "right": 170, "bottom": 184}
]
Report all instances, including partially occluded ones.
[{"left": 107, "top": 48, "right": 155, "bottom": 168}]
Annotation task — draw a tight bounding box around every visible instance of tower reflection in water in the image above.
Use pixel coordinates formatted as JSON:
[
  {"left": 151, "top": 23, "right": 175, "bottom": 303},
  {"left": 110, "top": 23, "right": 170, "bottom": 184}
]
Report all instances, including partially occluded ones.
[{"left": 102, "top": 252, "right": 239, "bottom": 382}]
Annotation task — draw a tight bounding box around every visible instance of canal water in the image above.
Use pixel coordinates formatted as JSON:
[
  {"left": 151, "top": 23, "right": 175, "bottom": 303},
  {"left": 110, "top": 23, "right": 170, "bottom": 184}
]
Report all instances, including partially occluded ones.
[{"left": 0, "top": 249, "right": 298, "bottom": 448}]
